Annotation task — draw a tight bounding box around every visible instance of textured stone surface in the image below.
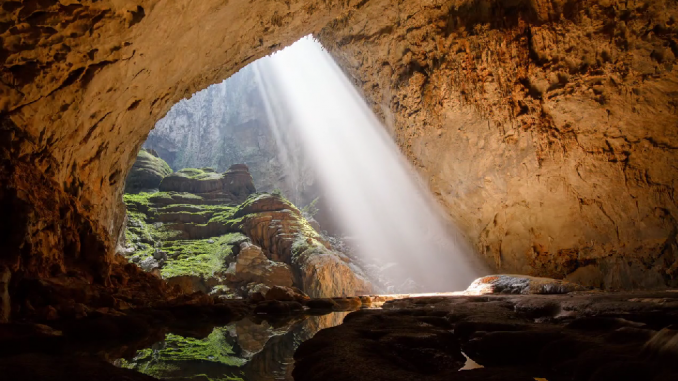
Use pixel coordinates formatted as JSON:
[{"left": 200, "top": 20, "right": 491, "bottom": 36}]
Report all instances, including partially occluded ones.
[
  {"left": 0, "top": 0, "right": 677, "bottom": 302},
  {"left": 228, "top": 241, "right": 295, "bottom": 288},
  {"left": 123, "top": 149, "right": 172, "bottom": 194},
  {"left": 159, "top": 164, "right": 256, "bottom": 200},
  {"left": 229, "top": 194, "right": 374, "bottom": 297},
  {"left": 293, "top": 291, "right": 678, "bottom": 381},
  {"left": 466, "top": 274, "right": 588, "bottom": 295},
  {"left": 124, "top": 186, "right": 371, "bottom": 298},
  {"left": 318, "top": 0, "right": 678, "bottom": 288}
]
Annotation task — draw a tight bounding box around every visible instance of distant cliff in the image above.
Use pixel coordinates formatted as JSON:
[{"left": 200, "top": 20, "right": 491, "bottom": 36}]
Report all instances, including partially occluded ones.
[{"left": 145, "top": 65, "right": 317, "bottom": 206}]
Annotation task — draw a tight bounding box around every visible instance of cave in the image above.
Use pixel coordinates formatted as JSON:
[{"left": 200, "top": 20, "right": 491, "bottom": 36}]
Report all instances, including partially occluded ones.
[{"left": 1, "top": 0, "right": 678, "bottom": 380}]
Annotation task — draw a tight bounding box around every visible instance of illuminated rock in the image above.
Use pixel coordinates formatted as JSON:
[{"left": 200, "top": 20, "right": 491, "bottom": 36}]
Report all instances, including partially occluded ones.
[{"left": 466, "top": 274, "right": 588, "bottom": 295}]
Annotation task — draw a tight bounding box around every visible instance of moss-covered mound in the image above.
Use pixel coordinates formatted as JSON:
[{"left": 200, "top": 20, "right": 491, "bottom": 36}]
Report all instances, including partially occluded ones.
[
  {"left": 159, "top": 164, "right": 255, "bottom": 200},
  {"left": 124, "top": 149, "right": 173, "bottom": 194}
]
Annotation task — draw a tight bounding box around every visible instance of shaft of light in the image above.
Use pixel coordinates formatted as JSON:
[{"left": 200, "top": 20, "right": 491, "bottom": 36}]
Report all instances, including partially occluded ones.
[{"left": 254, "top": 37, "right": 485, "bottom": 292}]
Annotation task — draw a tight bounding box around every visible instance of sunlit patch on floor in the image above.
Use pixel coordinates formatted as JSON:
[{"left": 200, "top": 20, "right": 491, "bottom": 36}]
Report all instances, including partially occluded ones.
[{"left": 459, "top": 352, "right": 484, "bottom": 371}]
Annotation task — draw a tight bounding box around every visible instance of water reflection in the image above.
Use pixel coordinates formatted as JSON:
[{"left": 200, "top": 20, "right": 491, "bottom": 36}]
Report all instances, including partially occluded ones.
[{"left": 114, "top": 312, "right": 349, "bottom": 381}]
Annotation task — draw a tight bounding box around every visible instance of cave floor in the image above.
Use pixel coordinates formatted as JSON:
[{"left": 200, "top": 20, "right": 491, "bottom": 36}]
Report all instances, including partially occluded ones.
[
  {"left": 293, "top": 290, "right": 678, "bottom": 381},
  {"left": 1, "top": 291, "right": 678, "bottom": 381}
]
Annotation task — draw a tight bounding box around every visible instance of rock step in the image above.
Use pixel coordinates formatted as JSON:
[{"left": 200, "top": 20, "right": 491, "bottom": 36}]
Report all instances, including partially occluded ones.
[
  {"left": 150, "top": 193, "right": 237, "bottom": 207},
  {"left": 156, "top": 211, "right": 213, "bottom": 225}
]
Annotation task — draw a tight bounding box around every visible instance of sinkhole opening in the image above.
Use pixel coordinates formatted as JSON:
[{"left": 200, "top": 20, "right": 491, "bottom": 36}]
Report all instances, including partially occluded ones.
[{"left": 123, "top": 36, "right": 486, "bottom": 297}]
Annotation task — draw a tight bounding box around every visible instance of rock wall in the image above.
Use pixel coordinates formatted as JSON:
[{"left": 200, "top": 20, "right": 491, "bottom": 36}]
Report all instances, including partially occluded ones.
[
  {"left": 0, "top": 0, "right": 358, "bottom": 291},
  {"left": 1, "top": 0, "right": 677, "bottom": 295},
  {"left": 317, "top": 0, "right": 678, "bottom": 289},
  {"left": 143, "top": 65, "right": 306, "bottom": 195}
]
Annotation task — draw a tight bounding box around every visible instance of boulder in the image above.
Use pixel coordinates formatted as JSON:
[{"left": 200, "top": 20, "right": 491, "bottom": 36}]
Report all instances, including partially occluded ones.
[
  {"left": 231, "top": 194, "right": 373, "bottom": 297},
  {"left": 124, "top": 149, "right": 173, "bottom": 193},
  {"left": 139, "top": 257, "right": 160, "bottom": 273},
  {"left": 228, "top": 242, "right": 295, "bottom": 288},
  {"left": 465, "top": 275, "right": 588, "bottom": 295},
  {"left": 292, "top": 238, "right": 373, "bottom": 298},
  {"left": 265, "top": 286, "right": 310, "bottom": 303}
]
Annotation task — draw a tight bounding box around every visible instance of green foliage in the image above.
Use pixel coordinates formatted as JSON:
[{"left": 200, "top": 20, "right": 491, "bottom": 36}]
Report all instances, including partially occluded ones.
[
  {"left": 301, "top": 197, "right": 320, "bottom": 218},
  {"left": 174, "top": 168, "right": 223, "bottom": 180},
  {"left": 160, "top": 234, "right": 244, "bottom": 279},
  {"left": 123, "top": 192, "right": 155, "bottom": 208},
  {"left": 136, "top": 149, "right": 173, "bottom": 175}
]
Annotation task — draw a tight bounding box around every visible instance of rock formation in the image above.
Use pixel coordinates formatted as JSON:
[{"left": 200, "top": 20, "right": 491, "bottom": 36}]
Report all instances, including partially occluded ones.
[
  {"left": 123, "top": 148, "right": 172, "bottom": 193},
  {"left": 158, "top": 164, "right": 256, "bottom": 200},
  {"left": 0, "top": 0, "right": 676, "bottom": 322},
  {"left": 123, "top": 160, "right": 371, "bottom": 298},
  {"left": 144, "top": 64, "right": 319, "bottom": 203},
  {"left": 318, "top": 0, "right": 678, "bottom": 289}
]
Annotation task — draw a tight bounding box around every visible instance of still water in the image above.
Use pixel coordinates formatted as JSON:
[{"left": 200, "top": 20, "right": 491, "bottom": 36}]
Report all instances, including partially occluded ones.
[{"left": 113, "top": 312, "right": 348, "bottom": 381}]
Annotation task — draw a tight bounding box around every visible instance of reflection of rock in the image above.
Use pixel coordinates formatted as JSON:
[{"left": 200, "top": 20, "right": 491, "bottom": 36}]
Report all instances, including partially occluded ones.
[
  {"left": 117, "top": 312, "right": 350, "bottom": 381},
  {"left": 124, "top": 149, "right": 173, "bottom": 194},
  {"left": 235, "top": 318, "right": 279, "bottom": 357}
]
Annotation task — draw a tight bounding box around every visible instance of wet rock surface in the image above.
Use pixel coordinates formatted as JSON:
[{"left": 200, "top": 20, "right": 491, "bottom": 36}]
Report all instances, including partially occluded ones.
[
  {"left": 0, "top": 295, "right": 361, "bottom": 381},
  {"left": 293, "top": 291, "right": 678, "bottom": 381},
  {"left": 467, "top": 274, "right": 588, "bottom": 295}
]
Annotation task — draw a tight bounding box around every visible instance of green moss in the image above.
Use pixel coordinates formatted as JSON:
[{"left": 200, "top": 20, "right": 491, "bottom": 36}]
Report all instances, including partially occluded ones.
[
  {"left": 160, "top": 233, "right": 245, "bottom": 279},
  {"left": 124, "top": 150, "right": 173, "bottom": 193},
  {"left": 137, "top": 149, "right": 173, "bottom": 174},
  {"left": 174, "top": 168, "right": 223, "bottom": 180},
  {"left": 158, "top": 328, "right": 246, "bottom": 366},
  {"left": 119, "top": 326, "right": 247, "bottom": 379},
  {"left": 208, "top": 209, "right": 239, "bottom": 224}
]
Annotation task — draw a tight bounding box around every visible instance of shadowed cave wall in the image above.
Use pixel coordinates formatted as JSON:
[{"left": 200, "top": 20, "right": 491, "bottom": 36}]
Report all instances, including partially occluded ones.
[{"left": 1, "top": 0, "right": 677, "bottom": 293}]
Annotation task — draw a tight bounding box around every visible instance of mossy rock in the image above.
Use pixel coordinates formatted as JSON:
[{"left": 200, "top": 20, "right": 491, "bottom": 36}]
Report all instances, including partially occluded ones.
[
  {"left": 161, "top": 233, "right": 246, "bottom": 279},
  {"left": 158, "top": 164, "right": 255, "bottom": 199},
  {"left": 124, "top": 149, "right": 173, "bottom": 194}
]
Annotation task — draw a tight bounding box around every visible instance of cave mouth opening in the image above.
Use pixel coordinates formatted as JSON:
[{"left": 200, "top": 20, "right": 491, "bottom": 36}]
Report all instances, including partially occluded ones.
[{"left": 124, "top": 35, "right": 485, "bottom": 297}]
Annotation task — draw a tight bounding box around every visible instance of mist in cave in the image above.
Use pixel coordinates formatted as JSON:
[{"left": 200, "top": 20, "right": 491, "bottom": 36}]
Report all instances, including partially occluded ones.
[{"left": 253, "top": 36, "right": 484, "bottom": 292}]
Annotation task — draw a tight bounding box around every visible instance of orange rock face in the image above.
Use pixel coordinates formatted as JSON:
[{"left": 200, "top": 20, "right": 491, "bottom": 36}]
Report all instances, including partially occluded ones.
[{"left": 319, "top": 0, "right": 678, "bottom": 288}]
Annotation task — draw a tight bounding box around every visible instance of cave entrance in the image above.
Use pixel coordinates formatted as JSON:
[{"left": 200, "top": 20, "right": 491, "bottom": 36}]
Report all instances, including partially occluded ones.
[
  {"left": 122, "top": 36, "right": 484, "bottom": 298},
  {"left": 113, "top": 36, "right": 485, "bottom": 379}
]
